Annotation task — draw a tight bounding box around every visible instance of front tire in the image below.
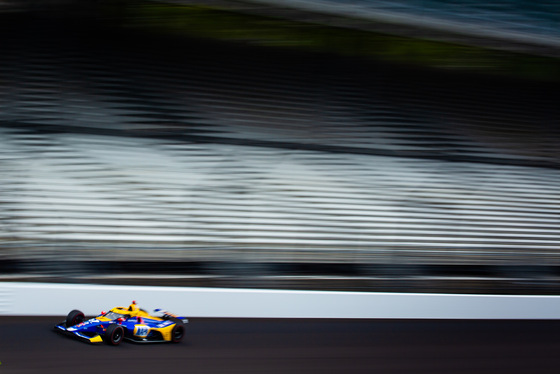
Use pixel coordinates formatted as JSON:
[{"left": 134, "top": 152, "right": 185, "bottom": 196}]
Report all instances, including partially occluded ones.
[
  {"left": 104, "top": 324, "right": 124, "bottom": 346},
  {"left": 66, "top": 310, "right": 85, "bottom": 327}
]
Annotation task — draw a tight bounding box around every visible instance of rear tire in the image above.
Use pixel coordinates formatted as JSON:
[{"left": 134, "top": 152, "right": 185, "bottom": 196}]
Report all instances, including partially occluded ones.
[
  {"left": 104, "top": 324, "right": 124, "bottom": 346},
  {"left": 171, "top": 320, "right": 185, "bottom": 343},
  {"left": 66, "top": 310, "right": 85, "bottom": 327}
]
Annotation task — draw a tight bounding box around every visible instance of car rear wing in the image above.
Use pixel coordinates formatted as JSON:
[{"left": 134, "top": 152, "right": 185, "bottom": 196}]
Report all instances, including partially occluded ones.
[{"left": 154, "top": 309, "right": 189, "bottom": 323}]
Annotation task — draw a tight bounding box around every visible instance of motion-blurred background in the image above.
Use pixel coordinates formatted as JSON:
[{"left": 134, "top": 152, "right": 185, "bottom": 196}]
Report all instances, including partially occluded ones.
[{"left": 1, "top": 0, "right": 559, "bottom": 294}]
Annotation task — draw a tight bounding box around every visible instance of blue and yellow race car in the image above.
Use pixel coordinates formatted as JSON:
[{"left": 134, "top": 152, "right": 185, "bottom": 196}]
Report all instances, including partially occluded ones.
[{"left": 55, "top": 301, "right": 188, "bottom": 345}]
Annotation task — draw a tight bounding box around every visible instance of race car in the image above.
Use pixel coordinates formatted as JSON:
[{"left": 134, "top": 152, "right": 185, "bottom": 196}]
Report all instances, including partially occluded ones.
[{"left": 54, "top": 301, "right": 188, "bottom": 345}]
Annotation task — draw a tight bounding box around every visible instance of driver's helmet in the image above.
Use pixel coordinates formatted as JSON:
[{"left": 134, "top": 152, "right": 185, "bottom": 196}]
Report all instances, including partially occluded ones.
[{"left": 128, "top": 300, "right": 139, "bottom": 313}]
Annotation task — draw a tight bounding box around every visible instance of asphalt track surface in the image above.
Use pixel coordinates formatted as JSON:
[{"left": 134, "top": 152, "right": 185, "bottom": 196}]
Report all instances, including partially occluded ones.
[{"left": 1, "top": 317, "right": 560, "bottom": 373}]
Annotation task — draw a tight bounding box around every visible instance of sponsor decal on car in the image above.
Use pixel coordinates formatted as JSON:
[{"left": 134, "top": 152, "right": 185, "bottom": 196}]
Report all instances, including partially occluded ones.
[{"left": 157, "top": 321, "right": 173, "bottom": 328}]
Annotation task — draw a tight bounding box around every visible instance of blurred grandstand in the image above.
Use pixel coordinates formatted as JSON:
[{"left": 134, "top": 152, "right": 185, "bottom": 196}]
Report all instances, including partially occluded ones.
[
  {"left": 0, "top": 1, "right": 559, "bottom": 294},
  {"left": 235, "top": 0, "right": 560, "bottom": 55}
]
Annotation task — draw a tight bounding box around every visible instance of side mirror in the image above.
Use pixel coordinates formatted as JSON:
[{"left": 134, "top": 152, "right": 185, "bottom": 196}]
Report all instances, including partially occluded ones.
[{"left": 154, "top": 308, "right": 161, "bottom": 312}]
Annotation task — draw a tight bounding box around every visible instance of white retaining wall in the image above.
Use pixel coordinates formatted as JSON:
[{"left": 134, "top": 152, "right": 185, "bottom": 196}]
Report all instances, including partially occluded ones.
[{"left": 0, "top": 282, "right": 559, "bottom": 319}]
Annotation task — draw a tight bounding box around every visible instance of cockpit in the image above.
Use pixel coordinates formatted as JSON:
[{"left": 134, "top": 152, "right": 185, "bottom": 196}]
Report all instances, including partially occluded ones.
[{"left": 103, "top": 311, "right": 129, "bottom": 320}]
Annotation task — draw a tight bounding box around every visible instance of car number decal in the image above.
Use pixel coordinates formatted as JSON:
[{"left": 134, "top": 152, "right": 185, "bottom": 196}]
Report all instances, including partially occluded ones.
[{"left": 134, "top": 325, "right": 150, "bottom": 337}]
